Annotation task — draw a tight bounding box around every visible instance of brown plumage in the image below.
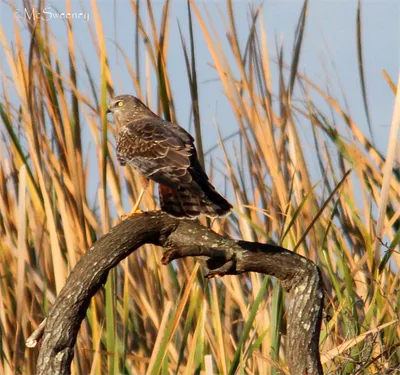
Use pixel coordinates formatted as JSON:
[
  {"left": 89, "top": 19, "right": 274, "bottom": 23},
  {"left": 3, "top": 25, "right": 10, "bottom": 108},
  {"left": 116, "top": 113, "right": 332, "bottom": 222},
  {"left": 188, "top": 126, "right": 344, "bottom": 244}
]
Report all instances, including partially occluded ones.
[{"left": 107, "top": 94, "right": 232, "bottom": 219}]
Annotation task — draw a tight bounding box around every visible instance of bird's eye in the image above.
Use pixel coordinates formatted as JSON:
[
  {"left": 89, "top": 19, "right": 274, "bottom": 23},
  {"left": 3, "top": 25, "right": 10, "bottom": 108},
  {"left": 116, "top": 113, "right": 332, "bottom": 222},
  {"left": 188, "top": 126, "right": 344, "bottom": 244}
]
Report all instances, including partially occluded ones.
[{"left": 117, "top": 101, "right": 124, "bottom": 107}]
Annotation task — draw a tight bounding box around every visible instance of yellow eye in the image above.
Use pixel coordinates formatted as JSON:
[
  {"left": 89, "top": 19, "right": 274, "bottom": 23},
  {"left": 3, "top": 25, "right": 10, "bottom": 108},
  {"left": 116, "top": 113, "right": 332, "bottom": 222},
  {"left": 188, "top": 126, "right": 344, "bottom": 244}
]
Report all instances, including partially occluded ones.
[{"left": 117, "top": 101, "right": 124, "bottom": 107}]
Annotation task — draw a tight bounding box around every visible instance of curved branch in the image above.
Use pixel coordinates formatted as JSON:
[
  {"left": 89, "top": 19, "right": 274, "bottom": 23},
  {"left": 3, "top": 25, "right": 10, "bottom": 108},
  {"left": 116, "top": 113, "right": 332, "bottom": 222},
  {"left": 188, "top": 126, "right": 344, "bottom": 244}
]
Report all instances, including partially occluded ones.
[{"left": 30, "top": 211, "right": 323, "bottom": 375}]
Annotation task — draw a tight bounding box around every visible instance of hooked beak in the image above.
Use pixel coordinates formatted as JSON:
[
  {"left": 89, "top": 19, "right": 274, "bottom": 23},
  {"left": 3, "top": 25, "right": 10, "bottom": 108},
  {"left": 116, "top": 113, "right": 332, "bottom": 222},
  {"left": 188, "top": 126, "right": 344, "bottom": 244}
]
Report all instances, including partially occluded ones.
[{"left": 106, "top": 106, "right": 112, "bottom": 114}]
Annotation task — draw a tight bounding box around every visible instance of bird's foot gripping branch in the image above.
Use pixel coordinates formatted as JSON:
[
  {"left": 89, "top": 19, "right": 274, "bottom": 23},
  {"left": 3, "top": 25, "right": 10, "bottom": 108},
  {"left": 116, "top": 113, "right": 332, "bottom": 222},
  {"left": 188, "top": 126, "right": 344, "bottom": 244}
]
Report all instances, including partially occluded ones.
[{"left": 27, "top": 211, "right": 324, "bottom": 375}]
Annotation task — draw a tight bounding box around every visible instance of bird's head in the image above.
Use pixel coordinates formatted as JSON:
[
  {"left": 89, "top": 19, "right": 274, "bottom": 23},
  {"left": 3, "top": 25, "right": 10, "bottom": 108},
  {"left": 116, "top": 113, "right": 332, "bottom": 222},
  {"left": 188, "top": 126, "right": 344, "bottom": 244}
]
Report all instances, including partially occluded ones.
[{"left": 107, "top": 95, "right": 155, "bottom": 126}]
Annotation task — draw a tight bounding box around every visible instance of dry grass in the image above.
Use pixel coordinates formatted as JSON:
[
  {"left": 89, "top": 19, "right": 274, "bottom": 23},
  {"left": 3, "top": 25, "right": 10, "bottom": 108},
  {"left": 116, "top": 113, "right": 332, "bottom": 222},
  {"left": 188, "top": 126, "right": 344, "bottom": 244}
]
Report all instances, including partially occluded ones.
[{"left": 0, "top": 1, "right": 399, "bottom": 374}]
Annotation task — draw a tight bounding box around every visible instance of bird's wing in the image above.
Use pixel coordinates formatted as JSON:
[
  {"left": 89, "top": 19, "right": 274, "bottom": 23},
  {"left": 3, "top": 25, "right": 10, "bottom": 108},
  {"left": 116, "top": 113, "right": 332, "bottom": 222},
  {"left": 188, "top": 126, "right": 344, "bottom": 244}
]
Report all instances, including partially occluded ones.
[{"left": 117, "top": 119, "right": 202, "bottom": 191}]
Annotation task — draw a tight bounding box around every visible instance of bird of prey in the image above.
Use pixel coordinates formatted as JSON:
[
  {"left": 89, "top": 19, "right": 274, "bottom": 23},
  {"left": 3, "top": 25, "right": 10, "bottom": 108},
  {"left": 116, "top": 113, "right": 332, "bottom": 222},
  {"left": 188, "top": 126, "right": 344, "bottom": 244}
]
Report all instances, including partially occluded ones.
[{"left": 107, "top": 94, "right": 232, "bottom": 219}]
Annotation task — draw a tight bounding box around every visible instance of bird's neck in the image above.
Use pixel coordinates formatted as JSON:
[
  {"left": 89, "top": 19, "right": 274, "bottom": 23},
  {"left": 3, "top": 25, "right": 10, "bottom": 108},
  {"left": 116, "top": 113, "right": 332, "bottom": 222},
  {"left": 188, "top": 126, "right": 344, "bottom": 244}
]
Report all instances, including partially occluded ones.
[{"left": 116, "top": 110, "right": 159, "bottom": 127}]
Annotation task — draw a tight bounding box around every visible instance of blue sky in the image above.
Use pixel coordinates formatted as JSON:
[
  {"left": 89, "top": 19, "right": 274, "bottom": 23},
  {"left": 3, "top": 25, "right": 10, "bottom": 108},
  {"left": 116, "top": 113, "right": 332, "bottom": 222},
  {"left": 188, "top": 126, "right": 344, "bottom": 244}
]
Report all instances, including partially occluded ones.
[{"left": 1, "top": 0, "right": 398, "bottom": 201}]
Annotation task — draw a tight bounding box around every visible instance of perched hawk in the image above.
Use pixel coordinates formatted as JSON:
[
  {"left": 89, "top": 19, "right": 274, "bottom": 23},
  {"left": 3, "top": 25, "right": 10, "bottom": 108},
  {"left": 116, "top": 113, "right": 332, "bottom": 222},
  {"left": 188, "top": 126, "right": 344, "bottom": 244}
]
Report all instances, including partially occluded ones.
[{"left": 107, "top": 95, "right": 232, "bottom": 219}]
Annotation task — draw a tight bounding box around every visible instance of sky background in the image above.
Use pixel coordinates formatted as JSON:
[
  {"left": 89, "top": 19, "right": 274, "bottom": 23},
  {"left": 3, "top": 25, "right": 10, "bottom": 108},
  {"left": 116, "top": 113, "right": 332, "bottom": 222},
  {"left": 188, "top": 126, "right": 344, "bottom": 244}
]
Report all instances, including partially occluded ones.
[{"left": 0, "top": 0, "right": 399, "bottom": 203}]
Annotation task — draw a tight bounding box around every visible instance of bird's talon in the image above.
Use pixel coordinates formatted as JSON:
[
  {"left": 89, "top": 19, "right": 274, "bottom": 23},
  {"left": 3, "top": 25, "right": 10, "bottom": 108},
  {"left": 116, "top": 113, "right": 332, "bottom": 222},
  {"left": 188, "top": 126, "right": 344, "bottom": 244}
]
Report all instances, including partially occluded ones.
[{"left": 121, "top": 209, "right": 143, "bottom": 219}]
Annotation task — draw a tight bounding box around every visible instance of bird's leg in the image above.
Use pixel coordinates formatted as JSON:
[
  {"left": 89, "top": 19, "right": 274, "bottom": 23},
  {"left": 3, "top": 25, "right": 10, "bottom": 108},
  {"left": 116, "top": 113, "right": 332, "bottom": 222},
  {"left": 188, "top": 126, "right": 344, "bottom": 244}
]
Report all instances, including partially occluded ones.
[{"left": 121, "top": 176, "right": 150, "bottom": 219}]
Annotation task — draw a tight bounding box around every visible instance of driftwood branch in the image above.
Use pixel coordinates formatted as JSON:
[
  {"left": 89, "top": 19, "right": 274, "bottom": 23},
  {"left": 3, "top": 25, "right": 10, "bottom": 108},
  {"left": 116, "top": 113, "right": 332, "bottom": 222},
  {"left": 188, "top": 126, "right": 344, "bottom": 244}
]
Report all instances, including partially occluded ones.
[{"left": 29, "top": 211, "right": 324, "bottom": 375}]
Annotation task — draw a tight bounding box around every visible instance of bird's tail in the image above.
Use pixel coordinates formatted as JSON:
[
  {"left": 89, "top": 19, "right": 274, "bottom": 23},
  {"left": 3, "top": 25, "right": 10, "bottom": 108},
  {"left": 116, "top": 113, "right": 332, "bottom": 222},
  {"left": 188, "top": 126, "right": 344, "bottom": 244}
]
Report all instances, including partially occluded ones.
[{"left": 159, "top": 183, "right": 232, "bottom": 219}]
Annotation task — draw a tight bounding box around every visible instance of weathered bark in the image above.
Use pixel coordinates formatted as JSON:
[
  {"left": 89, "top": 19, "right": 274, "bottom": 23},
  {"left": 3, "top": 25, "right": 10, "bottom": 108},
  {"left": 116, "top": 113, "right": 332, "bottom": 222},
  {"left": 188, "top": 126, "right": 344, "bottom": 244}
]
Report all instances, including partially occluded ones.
[{"left": 29, "top": 211, "right": 324, "bottom": 375}]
